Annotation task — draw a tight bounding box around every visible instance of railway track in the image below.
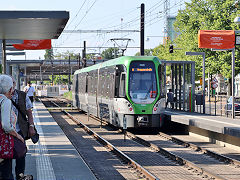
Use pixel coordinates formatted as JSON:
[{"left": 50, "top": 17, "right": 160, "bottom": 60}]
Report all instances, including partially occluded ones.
[{"left": 41, "top": 97, "right": 240, "bottom": 180}]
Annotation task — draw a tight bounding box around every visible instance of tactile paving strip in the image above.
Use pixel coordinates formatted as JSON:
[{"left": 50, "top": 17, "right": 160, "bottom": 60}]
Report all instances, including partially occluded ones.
[{"left": 33, "top": 106, "right": 56, "bottom": 180}]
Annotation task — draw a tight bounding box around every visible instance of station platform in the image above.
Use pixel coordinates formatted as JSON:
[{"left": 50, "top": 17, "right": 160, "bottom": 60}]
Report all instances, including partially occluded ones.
[
  {"left": 23, "top": 101, "right": 96, "bottom": 180},
  {"left": 164, "top": 108, "right": 240, "bottom": 147}
]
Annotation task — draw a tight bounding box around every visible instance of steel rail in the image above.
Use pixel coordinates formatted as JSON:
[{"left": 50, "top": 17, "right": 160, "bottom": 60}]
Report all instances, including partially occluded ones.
[
  {"left": 123, "top": 130, "right": 226, "bottom": 180},
  {"left": 45, "top": 98, "right": 227, "bottom": 179},
  {"left": 158, "top": 132, "right": 240, "bottom": 167},
  {"left": 46, "top": 99, "right": 159, "bottom": 180}
]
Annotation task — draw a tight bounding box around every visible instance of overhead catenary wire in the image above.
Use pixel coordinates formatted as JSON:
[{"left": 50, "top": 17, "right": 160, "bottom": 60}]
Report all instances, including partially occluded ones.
[
  {"left": 65, "top": 0, "right": 87, "bottom": 29},
  {"left": 61, "top": 0, "right": 167, "bottom": 44},
  {"left": 60, "top": 0, "right": 98, "bottom": 46},
  {"left": 57, "top": 0, "right": 186, "bottom": 55}
]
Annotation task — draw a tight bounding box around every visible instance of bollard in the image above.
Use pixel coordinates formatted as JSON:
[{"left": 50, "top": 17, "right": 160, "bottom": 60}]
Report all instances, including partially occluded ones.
[{"left": 215, "top": 96, "right": 217, "bottom": 116}]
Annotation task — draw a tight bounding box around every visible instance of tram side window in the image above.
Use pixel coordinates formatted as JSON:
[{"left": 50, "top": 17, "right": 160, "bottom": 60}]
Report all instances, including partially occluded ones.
[
  {"left": 88, "top": 72, "right": 95, "bottom": 95},
  {"left": 114, "top": 65, "right": 126, "bottom": 98},
  {"left": 99, "top": 68, "right": 105, "bottom": 97},
  {"left": 78, "top": 74, "right": 84, "bottom": 94},
  {"left": 106, "top": 67, "right": 114, "bottom": 98},
  {"left": 85, "top": 74, "right": 88, "bottom": 93},
  {"left": 93, "top": 70, "right": 98, "bottom": 94},
  {"left": 88, "top": 73, "right": 92, "bottom": 95},
  {"left": 109, "top": 66, "right": 115, "bottom": 98},
  {"left": 114, "top": 71, "right": 120, "bottom": 97},
  {"left": 119, "top": 73, "right": 126, "bottom": 97},
  {"left": 73, "top": 75, "right": 78, "bottom": 94},
  {"left": 158, "top": 65, "right": 165, "bottom": 98}
]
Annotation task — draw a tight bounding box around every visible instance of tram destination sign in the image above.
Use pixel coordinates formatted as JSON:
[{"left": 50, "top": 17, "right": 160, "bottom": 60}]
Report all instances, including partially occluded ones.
[{"left": 131, "top": 68, "right": 152, "bottom": 72}]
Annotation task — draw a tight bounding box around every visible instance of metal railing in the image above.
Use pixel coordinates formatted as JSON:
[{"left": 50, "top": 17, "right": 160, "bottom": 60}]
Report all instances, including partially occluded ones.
[{"left": 194, "top": 94, "right": 240, "bottom": 118}]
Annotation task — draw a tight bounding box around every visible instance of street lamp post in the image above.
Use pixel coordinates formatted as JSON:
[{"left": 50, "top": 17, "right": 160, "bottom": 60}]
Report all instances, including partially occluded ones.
[
  {"left": 232, "top": 49, "right": 235, "bottom": 118},
  {"left": 233, "top": 15, "right": 240, "bottom": 119},
  {"left": 185, "top": 52, "right": 206, "bottom": 114}
]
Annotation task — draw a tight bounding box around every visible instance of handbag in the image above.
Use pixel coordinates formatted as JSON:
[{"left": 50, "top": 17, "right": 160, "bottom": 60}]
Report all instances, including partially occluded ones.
[
  {"left": 30, "top": 128, "right": 39, "bottom": 144},
  {"left": 0, "top": 123, "right": 14, "bottom": 159},
  {"left": 13, "top": 137, "right": 27, "bottom": 159}
]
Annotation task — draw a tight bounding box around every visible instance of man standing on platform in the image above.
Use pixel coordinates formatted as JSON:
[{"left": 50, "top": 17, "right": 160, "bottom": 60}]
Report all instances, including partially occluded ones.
[
  {"left": 12, "top": 78, "right": 36, "bottom": 180},
  {"left": 24, "top": 81, "right": 35, "bottom": 103},
  {"left": 165, "top": 89, "right": 174, "bottom": 109}
]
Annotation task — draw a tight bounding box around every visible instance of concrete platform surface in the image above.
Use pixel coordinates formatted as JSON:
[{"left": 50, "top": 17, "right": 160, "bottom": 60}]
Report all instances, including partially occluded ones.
[
  {"left": 23, "top": 101, "right": 97, "bottom": 180},
  {"left": 164, "top": 109, "right": 240, "bottom": 138}
]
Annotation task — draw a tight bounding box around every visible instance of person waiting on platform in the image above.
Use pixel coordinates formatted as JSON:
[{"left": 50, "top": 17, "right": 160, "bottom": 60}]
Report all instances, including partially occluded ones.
[
  {"left": 165, "top": 89, "right": 174, "bottom": 109},
  {"left": 24, "top": 82, "right": 35, "bottom": 103},
  {"left": 11, "top": 78, "right": 36, "bottom": 180},
  {"left": 0, "top": 74, "right": 24, "bottom": 180}
]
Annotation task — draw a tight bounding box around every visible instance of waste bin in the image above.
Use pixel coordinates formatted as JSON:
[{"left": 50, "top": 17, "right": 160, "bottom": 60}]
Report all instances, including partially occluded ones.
[{"left": 196, "top": 94, "right": 203, "bottom": 105}]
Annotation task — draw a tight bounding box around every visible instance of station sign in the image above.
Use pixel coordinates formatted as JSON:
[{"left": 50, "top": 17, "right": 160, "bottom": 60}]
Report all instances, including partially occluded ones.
[
  {"left": 13, "top": 39, "right": 51, "bottom": 50},
  {"left": 198, "top": 30, "right": 235, "bottom": 49}
]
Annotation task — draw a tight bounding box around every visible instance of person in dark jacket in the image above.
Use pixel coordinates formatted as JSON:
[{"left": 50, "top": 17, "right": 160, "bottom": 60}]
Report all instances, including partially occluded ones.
[
  {"left": 11, "top": 78, "right": 35, "bottom": 180},
  {"left": 165, "top": 89, "right": 174, "bottom": 109}
]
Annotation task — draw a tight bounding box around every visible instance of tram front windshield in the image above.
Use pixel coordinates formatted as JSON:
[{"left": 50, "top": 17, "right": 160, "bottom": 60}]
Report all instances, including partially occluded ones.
[{"left": 129, "top": 61, "right": 157, "bottom": 104}]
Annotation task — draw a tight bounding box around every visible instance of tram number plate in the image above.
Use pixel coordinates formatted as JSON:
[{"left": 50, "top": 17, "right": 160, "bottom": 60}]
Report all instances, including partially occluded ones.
[{"left": 123, "top": 116, "right": 127, "bottom": 129}]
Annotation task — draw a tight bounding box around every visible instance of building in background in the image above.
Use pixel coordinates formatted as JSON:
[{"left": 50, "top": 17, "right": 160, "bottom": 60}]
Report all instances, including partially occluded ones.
[
  {"left": 167, "top": 16, "right": 177, "bottom": 42},
  {"left": 163, "top": 16, "right": 178, "bottom": 44}
]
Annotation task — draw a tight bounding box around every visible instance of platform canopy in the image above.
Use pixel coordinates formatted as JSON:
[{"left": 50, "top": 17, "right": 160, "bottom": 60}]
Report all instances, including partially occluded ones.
[{"left": 0, "top": 11, "right": 69, "bottom": 40}]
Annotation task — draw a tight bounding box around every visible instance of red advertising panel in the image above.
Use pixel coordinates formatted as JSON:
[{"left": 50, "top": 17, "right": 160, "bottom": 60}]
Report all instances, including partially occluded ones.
[
  {"left": 198, "top": 30, "right": 235, "bottom": 49},
  {"left": 13, "top": 39, "right": 51, "bottom": 50}
]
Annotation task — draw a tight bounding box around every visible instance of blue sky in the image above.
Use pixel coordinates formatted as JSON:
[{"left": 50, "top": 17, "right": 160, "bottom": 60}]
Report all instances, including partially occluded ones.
[{"left": 2, "top": 0, "right": 188, "bottom": 60}]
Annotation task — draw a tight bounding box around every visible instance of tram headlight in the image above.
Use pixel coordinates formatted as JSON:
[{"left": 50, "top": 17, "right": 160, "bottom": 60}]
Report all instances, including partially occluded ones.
[
  {"left": 126, "top": 101, "right": 134, "bottom": 113},
  {"left": 152, "top": 98, "right": 166, "bottom": 114}
]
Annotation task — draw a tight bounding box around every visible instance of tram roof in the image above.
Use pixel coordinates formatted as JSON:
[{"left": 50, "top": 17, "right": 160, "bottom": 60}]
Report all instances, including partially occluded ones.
[{"left": 74, "top": 56, "right": 160, "bottom": 74}]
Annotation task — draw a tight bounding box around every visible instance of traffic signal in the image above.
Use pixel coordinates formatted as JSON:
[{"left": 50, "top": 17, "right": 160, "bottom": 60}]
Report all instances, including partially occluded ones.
[{"left": 169, "top": 45, "right": 173, "bottom": 53}]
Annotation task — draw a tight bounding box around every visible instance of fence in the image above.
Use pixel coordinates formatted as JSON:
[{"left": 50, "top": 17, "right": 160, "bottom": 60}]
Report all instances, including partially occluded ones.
[{"left": 194, "top": 94, "right": 240, "bottom": 118}]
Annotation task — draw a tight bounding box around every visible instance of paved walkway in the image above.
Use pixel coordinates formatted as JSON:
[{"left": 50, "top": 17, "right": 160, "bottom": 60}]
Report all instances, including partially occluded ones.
[{"left": 22, "top": 101, "right": 96, "bottom": 180}]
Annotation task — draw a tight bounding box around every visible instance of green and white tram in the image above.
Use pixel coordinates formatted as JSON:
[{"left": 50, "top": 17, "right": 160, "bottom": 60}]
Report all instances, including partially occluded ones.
[{"left": 73, "top": 56, "right": 166, "bottom": 128}]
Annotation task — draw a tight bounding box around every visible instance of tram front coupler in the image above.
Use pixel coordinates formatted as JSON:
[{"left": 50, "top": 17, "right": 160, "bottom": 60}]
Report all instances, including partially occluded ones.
[{"left": 137, "top": 115, "right": 149, "bottom": 126}]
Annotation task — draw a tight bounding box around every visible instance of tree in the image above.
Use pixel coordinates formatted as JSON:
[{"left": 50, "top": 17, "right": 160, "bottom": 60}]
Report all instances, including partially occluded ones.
[
  {"left": 43, "top": 50, "right": 79, "bottom": 85},
  {"left": 44, "top": 49, "right": 54, "bottom": 60},
  {"left": 49, "top": 75, "right": 69, "bottom": 85},
  {"left": 54, "top": 50, "right": 79, "bottom": 60},
  {"left": 173, "top": 0, "right": 240, "bottom": 79},
  {"left": 135, "top": 49, "right": 154, "bottom": 56},
  {"left": 101, "top": 47, "right": 120, "bottom": 59},
  {"left": 152, "top": 0, "right": 240, "bottom": 84}
]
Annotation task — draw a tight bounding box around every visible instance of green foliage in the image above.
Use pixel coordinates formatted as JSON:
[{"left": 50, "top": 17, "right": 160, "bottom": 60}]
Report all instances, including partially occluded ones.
[
  {"left": 135, "top": 49, "right": 154, "bottom": 56},
  {"left": 101, "top": 47, "right": 120, "bottom": 59},
  {"left": 153, "top": 0, "right": 240, "bottom": 79},
  {"left": 63, "top": 91, "right": 72, "bottom": 100},
  {"left": 54, "top": 50, "right": 79, "bottom": 60},
  {"left": 48, "top": 75, "right": 70, "bottom": 85},
  {"left": 44, "top": 49, "right": 54, "bottom": 60},
  {"left": 86, "top": 53, "right": 97, "bottom": 60}
]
